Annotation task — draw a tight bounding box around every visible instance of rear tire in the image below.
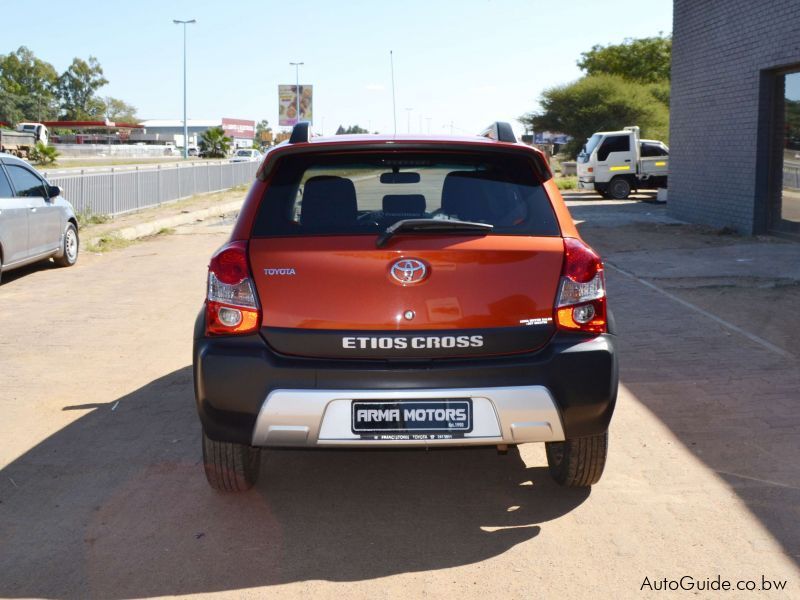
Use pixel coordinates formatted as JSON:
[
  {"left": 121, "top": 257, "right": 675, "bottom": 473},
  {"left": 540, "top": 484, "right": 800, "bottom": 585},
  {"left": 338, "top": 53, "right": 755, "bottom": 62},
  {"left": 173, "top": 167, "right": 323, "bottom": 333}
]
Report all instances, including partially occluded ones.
[
  {"left": 202, "top": 431, "right": 261, "bottom": 492},
  {"left": 546, "top": 431, "right": 608, "bottom": 487},
  {"left": 608, "top": 177, "right": 632, "bottom": 200},
  {"left": 53, "top": 223, "right": 79, "bottom": 267}
]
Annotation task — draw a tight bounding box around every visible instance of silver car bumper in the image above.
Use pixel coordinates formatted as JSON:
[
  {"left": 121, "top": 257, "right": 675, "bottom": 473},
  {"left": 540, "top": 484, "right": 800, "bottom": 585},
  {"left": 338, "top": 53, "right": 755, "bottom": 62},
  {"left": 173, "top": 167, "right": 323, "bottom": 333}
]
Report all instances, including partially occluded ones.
[{"left": 251, "top": 385, "right": 565, "bottom": 447}]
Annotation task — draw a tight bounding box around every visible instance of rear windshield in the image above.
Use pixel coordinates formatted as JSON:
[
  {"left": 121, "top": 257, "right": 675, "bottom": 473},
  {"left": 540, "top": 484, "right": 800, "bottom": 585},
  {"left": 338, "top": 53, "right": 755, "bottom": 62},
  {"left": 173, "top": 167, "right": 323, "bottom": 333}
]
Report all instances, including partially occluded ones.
[{"left": 252, "top": 151, "right": 559, "bottom": 237}]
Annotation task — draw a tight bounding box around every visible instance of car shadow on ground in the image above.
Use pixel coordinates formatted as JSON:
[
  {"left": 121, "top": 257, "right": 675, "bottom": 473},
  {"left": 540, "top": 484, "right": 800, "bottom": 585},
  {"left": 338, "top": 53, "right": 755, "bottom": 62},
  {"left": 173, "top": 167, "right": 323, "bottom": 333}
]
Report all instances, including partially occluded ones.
[
  {"left": 0, "top": 366, "right": 589, "bottom": 599},
  {"left": 0, "top": 259, "right": 59, "bottom": 286}
]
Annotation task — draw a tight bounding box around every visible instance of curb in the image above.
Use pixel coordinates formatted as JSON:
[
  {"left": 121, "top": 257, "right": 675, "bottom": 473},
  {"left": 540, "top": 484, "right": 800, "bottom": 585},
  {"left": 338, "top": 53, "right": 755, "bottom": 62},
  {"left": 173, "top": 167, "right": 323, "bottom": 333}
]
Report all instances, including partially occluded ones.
[{"left": 85, "top": 199, "right": 244, "bottom": 247}]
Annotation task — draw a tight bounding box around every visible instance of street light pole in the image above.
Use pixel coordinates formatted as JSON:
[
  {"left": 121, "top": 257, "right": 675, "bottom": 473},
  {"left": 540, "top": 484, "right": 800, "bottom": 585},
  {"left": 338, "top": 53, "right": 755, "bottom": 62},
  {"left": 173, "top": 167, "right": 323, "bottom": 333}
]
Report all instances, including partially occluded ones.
[
  {"left": 290, "top": 62, "right": 304, "bottom": 124},
  {"left": 405, "top": 108, "right": 413, "bottom": 134},
  {"left": 173, "top": 19, "right": 196, "bottom": 159}
]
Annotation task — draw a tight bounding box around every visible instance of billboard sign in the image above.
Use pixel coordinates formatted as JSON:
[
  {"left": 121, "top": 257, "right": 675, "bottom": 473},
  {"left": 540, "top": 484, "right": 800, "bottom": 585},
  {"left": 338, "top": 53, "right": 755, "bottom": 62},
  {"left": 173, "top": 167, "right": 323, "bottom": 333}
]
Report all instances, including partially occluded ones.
[
  {"left": 279, "top": 85, "right": 313, "bottom": 126},
  {"left": 533, "top": 131, "right": 571, "bottom": 144},
  {"left": 221, "top": 118, "right": 255, "bottom": 140}
]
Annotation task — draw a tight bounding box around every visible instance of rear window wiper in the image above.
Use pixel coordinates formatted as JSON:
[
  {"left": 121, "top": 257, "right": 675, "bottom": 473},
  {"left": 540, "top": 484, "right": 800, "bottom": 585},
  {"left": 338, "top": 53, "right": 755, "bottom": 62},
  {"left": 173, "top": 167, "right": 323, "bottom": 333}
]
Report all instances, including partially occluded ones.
[{"left": 376, "top": 218, "right": 494, "bottom": 248}]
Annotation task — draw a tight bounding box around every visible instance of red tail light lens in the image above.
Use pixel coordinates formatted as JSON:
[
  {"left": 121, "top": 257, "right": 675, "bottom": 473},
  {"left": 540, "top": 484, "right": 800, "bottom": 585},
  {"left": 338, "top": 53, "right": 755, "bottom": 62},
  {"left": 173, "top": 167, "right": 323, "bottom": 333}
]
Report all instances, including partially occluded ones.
[
  {"left": 206, "top": 240, "right": 260, "bottom": 336},
  {"left": 555, "top": 238, "right": 607, "bottom": 334}
]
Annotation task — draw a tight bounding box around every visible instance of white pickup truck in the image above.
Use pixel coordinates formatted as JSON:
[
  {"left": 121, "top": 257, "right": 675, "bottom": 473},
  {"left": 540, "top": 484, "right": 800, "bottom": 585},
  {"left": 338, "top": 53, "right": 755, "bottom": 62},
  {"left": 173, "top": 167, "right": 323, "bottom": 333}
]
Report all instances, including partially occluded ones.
[{"left": 576, "top": 126, "right": 668, "bottom": 199}]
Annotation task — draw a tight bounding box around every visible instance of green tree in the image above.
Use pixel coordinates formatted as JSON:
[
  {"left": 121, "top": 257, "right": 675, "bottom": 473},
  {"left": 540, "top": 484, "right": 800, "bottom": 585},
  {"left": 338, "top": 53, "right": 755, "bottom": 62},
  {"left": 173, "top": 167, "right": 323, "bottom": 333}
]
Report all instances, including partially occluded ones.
[
  {"left": 29, "top": 141, "right": 59, "bottom": 166},
  {"left": 58, "top": 57, "right": 108, "bottom": 120},
  {"left": 102, "top": 97, "right": 138, "bottom": 122},
  {"left": 254, "top": 119, "right": 272, "bottom": 146},
  {"left": 199, "top": 126, "right": 231, "bottom": 158},
  {"left": 0, "top": 46, "right": 59, "bottom": 123},
  {"left": 520, "top": 74, "right": 670, "bottom": 157},
  {"left": 0, "top": 93, "right": 20, "bottom": 125},
  {"left": 578, "top": 35, "right": 672, "bottom": 83},
  {"left": 336, "top": 124, "right": 368, "bottom": 134},
  {"left": 255, "top": 119, "right": 271, "bottom": 138}
]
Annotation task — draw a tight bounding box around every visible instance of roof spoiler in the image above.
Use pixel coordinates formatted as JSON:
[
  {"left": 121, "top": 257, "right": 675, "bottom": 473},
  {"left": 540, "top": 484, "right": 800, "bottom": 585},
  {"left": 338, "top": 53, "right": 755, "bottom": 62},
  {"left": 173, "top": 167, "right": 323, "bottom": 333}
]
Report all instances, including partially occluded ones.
[
  {"left": 478, "top": 121, "right": 516, "bottom": 143},
  {"left": 289, "top": 121, "right": 312, "bottom": 143}
]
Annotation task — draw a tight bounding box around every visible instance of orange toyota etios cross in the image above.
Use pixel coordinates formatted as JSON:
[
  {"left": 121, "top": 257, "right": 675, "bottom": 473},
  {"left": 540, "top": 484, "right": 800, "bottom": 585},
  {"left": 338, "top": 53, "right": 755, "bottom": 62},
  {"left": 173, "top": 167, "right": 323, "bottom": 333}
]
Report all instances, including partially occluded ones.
[{"left": 193, "top": 122, "right": 618, "bottom": 491}]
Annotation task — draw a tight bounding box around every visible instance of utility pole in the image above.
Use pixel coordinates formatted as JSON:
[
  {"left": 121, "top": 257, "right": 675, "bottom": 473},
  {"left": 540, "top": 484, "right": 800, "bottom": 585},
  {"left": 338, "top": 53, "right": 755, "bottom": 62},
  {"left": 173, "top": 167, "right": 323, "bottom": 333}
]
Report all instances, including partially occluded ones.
[
  {"left": 390, "top": 51, "right": 397, "bottom": 135},
  {"left": 173, "top": 19, "right": 196, "bottom": 159},
  {"left": 290, "top": 62, "right": 304, "bottom": 124}
]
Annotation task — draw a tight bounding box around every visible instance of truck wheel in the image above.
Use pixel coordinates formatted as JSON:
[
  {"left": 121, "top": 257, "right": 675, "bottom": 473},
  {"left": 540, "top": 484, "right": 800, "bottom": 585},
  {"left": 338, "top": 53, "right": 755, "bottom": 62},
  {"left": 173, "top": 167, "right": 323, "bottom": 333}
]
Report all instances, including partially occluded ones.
[
  {"left": 53, "top": 223, "right": 79, "bottom": 267},
  {"left": 202, "top": 431, "right": 260, "bottom": 491},
  {"left": 608, "top": 177, "right": 631, "bottom": 200},
  {"left": 546, "top": 430, "right": 608, "bottom": 487}
]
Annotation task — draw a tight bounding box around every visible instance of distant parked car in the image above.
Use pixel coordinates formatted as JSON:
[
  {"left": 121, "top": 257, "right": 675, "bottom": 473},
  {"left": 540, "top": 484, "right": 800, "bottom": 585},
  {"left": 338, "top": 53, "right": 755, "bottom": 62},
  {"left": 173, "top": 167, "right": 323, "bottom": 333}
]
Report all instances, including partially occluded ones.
[
  {"left": 0, "top": 153, "right": 79, "bottom": 282},
  {"left": 230, "top": 149, "right": 263, "bottom": 163},
  {"left": 188, "top": 147, "right": 199, "bottom": 157}
]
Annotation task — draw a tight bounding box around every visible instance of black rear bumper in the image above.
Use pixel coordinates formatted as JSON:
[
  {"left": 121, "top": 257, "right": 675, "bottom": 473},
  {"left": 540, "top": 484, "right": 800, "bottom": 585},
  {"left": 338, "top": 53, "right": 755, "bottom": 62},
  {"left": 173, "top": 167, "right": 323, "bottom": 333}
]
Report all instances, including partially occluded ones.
[{"left": 193, "top": 311, "right": 618, "bottom": 445}]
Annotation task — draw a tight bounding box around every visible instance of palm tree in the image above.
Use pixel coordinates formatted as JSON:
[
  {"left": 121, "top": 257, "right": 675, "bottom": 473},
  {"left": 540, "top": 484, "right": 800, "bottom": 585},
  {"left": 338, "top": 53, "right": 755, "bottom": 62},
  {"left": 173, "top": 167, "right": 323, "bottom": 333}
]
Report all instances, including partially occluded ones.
[
  {"left": 198, "top": 126, "right": 231, "bottom": 158},
  {"left": 30, "top": 142, "right": 59, "bottom": 166}
]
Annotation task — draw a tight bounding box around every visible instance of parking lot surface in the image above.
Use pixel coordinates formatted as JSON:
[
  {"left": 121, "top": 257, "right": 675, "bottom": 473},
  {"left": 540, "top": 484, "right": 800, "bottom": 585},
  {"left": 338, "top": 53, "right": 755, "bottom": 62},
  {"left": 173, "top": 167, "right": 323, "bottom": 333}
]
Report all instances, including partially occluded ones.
[{"left": 0, "top": 204, "right": 797, "bottom": 599}]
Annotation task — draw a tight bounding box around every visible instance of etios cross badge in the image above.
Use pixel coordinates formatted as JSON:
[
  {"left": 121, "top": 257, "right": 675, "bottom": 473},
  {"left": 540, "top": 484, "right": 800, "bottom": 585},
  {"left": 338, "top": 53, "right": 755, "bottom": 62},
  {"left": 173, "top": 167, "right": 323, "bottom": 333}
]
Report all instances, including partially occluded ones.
[{"left": 390, "top": 258, "right": 428, "bottom": 284}]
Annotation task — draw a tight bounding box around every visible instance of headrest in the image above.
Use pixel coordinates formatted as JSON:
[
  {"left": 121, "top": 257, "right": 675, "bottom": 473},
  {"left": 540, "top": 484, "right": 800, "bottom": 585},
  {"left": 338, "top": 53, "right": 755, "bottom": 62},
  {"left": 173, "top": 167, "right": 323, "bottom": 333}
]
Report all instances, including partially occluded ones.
[
  {"left": 382, "top": 194, "right": 426, "bottom": 218},
  {"left": 301, "top": 175, "right": 357, "bottom": 227},
  {"left": 441, "top": 171, "right": 491, "bottom": 221}
]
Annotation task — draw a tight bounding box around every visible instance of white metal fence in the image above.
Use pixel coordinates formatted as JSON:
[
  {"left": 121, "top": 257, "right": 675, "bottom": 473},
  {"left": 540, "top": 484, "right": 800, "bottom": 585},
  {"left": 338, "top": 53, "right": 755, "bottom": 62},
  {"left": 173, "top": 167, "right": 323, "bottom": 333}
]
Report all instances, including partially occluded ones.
[
  {"left": 44, "top": 161, "right": 259, "bottom": 216},
  {"left": 784, "top": 164, "right": 800, "bottom": 190}
]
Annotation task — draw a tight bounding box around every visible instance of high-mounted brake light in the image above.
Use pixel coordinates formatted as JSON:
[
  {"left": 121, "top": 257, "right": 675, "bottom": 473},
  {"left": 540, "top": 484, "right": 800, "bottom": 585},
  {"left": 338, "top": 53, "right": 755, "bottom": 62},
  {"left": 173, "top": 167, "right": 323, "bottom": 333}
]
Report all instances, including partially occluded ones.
[
  {"left": 206, "top": 240, "right": 260, "bottom": 335},
  {"left": 555, "top": 238, "right": 607, "bottom": 334}
]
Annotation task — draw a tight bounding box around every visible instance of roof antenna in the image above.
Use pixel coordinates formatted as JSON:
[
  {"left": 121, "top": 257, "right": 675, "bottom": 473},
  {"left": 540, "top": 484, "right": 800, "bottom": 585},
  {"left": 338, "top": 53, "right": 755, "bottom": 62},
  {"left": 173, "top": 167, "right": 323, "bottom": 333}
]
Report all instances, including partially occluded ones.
[{"left": 390, "top": 50, "right": 397, "bottom": 135}]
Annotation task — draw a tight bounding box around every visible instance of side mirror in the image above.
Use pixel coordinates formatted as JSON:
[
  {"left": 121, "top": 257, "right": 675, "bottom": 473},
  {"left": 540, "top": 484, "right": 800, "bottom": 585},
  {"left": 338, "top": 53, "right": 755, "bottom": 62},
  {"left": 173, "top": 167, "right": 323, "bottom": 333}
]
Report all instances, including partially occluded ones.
[{"left": 47, "top": 185, "right": 62, "bottom": 199}]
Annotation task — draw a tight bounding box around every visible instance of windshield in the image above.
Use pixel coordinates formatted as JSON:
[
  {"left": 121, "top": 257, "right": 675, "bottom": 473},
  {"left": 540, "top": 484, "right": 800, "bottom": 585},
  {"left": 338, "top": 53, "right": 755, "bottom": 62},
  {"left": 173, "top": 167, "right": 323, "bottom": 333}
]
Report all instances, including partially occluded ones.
[
  {"left": 236, "top": 150, "right": 251, "bottom": 156},
  {"left": 252, "top": 151, "right": 559, "bottom": 237},
  {"left": 578, "top": 134, "right": 602, "bottom": 163}
]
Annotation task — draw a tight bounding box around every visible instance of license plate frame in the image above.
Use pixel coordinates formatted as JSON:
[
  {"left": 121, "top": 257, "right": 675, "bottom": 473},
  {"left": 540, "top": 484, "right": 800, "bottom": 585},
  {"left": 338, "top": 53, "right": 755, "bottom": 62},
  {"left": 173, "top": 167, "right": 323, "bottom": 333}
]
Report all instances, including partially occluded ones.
[{"left": 351, "top": 399, "right": 473, "bottom": 438}]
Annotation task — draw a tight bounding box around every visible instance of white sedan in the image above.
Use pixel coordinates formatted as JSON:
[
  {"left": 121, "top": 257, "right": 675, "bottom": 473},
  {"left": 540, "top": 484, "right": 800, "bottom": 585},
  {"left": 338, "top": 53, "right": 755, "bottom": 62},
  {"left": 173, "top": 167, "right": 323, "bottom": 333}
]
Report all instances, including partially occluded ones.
[{"left": 230, "top": 149, "right": 263, "bottom": 163}]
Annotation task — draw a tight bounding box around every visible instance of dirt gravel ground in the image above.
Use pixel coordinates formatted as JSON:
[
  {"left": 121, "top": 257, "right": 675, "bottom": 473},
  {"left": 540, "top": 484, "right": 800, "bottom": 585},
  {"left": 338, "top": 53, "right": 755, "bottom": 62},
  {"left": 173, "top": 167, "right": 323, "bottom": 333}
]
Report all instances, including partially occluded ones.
[{"left": 0, "top": 211, "right": 798, "bottom": 599}]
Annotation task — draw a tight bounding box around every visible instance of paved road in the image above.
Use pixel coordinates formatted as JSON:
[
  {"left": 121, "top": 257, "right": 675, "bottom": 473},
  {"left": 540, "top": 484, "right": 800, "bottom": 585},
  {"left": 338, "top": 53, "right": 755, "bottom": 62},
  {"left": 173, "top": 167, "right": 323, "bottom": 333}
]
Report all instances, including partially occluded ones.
[{"left": 0, "top": 219, "right": 797, "bottom": 598}]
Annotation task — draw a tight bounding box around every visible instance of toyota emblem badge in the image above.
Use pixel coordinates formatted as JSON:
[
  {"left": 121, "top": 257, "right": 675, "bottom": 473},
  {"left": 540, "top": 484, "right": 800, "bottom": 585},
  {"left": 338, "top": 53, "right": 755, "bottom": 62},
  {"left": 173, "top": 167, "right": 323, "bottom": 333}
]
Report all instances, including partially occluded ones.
[{"left": 390, "top": 258, "right": 428, "bottom": 284}]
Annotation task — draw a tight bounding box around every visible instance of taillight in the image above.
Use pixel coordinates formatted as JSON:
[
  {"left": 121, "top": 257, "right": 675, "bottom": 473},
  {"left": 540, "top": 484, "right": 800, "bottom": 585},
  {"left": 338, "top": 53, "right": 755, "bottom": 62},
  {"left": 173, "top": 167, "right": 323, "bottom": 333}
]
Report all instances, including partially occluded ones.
[
  {"left": 555, "top": 238, "right": 607, "bottom": 334},
  {"left": 206, "top": 240, "right": 260, "bottom": 335}
]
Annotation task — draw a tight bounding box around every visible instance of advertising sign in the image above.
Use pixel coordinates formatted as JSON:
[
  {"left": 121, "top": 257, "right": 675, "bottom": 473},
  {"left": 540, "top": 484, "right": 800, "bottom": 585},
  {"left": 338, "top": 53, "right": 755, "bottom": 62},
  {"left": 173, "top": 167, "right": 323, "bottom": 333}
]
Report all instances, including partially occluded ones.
[
  {"left": 221, "top": 118, "right": 255, "bottom": 140},
  {"left": 534, "top": 131, "right": 571, "bottom": 144},
  {"left": 279, "top": 85, "right": 313, "bottom": 126}
]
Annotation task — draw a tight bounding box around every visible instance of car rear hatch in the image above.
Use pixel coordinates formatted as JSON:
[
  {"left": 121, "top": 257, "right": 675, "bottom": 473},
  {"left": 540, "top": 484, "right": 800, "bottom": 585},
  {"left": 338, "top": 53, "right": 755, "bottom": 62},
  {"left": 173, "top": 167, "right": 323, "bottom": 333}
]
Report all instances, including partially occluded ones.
[{"left": 248, "top": 147, "right": 564, "bottom": 359}]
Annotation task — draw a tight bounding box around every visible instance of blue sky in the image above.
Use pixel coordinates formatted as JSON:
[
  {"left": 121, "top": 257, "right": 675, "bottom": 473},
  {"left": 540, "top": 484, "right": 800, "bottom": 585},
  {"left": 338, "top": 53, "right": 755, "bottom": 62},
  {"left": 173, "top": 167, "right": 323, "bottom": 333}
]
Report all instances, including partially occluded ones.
[{"left": 2, "top": 0, "right": 673, "bottom": 135}]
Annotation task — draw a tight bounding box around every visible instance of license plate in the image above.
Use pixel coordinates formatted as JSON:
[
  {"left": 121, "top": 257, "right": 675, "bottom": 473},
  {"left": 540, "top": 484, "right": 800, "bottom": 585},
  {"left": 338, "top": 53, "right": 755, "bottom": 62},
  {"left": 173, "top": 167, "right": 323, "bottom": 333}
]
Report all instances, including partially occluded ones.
[{"left": 351, "top": 399, "right": 472, "bottom": 439}]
